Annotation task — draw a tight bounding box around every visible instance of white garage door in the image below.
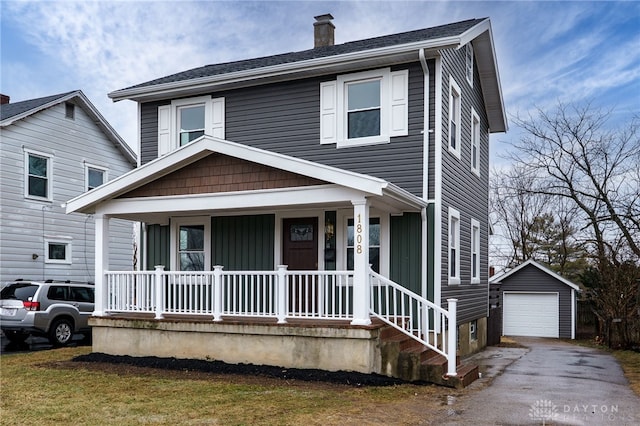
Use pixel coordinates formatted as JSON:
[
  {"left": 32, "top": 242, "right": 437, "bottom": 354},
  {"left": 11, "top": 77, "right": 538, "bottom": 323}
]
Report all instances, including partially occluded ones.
[{"left": 503, "top": 292, "right": 559, "bottom": 338}]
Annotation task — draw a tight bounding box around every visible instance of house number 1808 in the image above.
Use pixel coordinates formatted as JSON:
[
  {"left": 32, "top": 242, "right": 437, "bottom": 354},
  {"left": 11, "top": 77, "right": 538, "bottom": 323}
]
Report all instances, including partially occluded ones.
[{"left": 356, "top": 214, "right": 363, "bottom": 254}]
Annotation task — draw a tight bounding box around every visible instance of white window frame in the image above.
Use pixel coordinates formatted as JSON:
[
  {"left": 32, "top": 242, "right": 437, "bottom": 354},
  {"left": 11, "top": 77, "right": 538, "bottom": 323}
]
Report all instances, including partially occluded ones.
[
  {"left": 448, "top": 77, "right": 462, "bottom": 159},
  {"left": 471, "top": 218, "right": 480, "bottom": 284},
  {"left": 465, "top": 43, "right": 474, "bottom": 87},
  {"left": 320, "top": 67, "right": 408, "bottom": 148},
  {"left": 85, "top": 163, "right": 108, "bottom": 191},
  {"left": 470, "top": 108, "right": 480, "bottom": 176},
  {"left": 158, "top": 96, "right": 225, "bottom": 156},
  {"left": 448, "top": 207, "right": 460, "bottom": 285},
  {"left": 24, "top": 148, "right": 53, "bottom": 202},
  {"left": 44, "top": 236, "right": 72, "bottom": 264},
  {"left": 170, "top": 216, "right": 211, "bottom": 272}
]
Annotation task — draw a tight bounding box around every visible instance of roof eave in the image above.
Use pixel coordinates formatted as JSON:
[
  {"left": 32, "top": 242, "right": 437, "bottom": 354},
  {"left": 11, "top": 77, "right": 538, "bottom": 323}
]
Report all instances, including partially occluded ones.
[{"left": 108, "top": 36, "right": 464, "bottom": 103}]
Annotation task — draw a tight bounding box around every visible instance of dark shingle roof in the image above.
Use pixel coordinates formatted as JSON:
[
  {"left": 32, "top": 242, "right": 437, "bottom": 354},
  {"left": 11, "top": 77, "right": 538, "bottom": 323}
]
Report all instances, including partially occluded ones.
[
  {"left": 122, "top": 18, "right": 484, "bottom": 91},
  {"left": 0, "top": 91, "right": 76, "bottom": 121}
]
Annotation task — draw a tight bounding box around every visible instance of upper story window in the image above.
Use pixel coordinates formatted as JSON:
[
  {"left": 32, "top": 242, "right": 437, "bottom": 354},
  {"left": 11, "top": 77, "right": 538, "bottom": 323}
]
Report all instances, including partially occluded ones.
[
  {"left": 320, "top": 68, "right": 408, "bottom": 148},
  {"left": 24, "top": 149, "right": 52, "bottom": 201},
  {"left": 448, "top": 207, "right": 460, "bottom": 285},
  {"left": 465, "top": 43, "right": 474, "bottom": 86},
  {"left": 448, "top": 77, "right": 462, "bottom": 159},
  {"left": 471, "top": 108, "right": 480, "bottom": 176},
  {"left": 471, "top": 218, "right": 480, "bottom": 283},
  {"left": 157, "top": 96, "right": 225, "bottom": 156},
  {"left": 85, "top": 164, "right": 108, "bottom": 191}
]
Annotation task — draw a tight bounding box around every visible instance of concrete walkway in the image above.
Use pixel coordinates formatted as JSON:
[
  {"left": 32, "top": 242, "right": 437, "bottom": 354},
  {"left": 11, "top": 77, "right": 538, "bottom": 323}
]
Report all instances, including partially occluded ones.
[{"left": 441, "top": 338, "right": 640, "bottom": 425}]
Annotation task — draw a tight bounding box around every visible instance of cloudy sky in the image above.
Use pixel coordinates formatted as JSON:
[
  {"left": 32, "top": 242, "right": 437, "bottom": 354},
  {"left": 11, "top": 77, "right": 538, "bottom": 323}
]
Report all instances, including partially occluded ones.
[{"left": 1, "top": 0, "right": 638, "bottom": 165}]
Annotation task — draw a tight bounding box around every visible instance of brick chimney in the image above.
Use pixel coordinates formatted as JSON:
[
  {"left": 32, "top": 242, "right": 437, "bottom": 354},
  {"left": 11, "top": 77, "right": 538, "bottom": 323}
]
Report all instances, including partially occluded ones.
[
  {"left": 0, "top": 94, "right": 9, "bottom": 105},
  {"left": 314, "top": 14, "right": 335, "bottom": 48}
]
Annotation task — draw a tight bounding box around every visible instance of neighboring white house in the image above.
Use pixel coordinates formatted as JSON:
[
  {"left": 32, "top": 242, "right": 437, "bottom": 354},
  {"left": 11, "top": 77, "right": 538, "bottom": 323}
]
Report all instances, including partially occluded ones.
[{"left": 0, "top": 91, "right": 137, "bottom": 283}]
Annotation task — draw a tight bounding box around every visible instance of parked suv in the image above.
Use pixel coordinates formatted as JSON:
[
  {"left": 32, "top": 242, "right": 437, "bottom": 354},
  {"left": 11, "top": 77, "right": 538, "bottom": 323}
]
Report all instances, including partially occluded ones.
[{"left": 0, "top": 280, "right": 94, "bottom": 346}]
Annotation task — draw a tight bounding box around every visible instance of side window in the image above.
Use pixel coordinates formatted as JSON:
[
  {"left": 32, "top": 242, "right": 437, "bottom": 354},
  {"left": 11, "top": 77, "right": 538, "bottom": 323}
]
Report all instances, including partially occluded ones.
[
  {"left": 70, "top": 287, "right": 94, "bottom": 303},
  {"left": 24, "top": 149, "right": 53, "bottom": 200},
  {"left": 448, "top": 77, "right": 462, "bottom": 159},
  {"left": 48, "top": 286, "right": 69, "bottom": 301},
  {"left": 448, "top": 207, "right": 460, "bottom": 285},
  {"left": 470, "top": 108, "right": 480, "bottom": 176},
  {"left": 157, "top": 96, "right": 225, "bottom": 156},
  {"left": 45, "top": 237, "right": 72, "bottom": 264},
  {"left": 320, "top": 67, "right": 408, "bottom": 147},
  {"left": 471, "top": 218, "right": 480, "bottom": 283},
  {"left": 465, "top": 43, "right": 474, "bottom": 86},
  {"left": 85, "top": 164, "right": 108, "bottom": 191}
]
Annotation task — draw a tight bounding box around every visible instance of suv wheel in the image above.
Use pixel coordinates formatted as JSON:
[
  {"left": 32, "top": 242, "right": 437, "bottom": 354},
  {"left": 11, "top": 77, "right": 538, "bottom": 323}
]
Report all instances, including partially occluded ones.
[
  {"left": 4, "top": 330, "right": 29, "bottom": 343},
  {"left": 49, "top": 319, "right": 73, "bottom": 346}
]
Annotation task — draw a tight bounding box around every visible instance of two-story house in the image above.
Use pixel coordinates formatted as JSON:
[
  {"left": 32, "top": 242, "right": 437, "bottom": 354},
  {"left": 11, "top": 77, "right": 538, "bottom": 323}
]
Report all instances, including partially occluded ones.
[
  {"left": 66, "top": 16, "right": 506, "bottom": 385},
  {"left": 0, "top": 91, "right": 136, "bottom": 283}
]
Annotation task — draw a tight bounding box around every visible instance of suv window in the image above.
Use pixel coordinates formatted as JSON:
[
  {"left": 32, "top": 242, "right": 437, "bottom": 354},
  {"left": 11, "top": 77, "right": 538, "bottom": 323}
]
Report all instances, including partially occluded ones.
[
  {"left": 0, "top": 284, "right": 39, "bottom": 301},
  {"left": 48, "top": 286, "right": 69, "bottom": 301},
  {"left": 70, "top": 287, "right": 94, "bottom": 303}
]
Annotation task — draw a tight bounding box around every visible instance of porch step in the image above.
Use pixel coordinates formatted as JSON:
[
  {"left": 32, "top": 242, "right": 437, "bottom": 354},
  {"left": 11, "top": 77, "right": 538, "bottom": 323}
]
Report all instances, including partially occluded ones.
[{"left": 379, "top": 325, "right": 479, "bottom": 389}]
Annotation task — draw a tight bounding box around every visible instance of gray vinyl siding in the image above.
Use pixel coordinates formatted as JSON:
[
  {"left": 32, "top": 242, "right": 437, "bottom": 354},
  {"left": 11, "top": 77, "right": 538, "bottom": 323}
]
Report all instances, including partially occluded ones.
[
  {"left": 0, "top": 102, "right": 135, "bottom": 283},
  {"left": 139, "top": 63, "right": 425, "bottom": 197},
  {"left": 211, "top": 215, "right": 275, "bottom": 270},
  {"left": 439, "top": 47, "right": 490, "bottom": 325},
  {"left": 499, "top": 264, "right": 574, "bottom": 339}
]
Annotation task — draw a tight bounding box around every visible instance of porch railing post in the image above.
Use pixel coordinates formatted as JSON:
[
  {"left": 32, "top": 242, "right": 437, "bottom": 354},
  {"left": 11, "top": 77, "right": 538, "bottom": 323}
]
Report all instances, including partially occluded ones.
[
  {"left": 276, "top": 265, "right": 288, "bottom": 324},
  {"left": 154, "top": 265, "right": 165, "bottom": 320},
  {"left": 212, "top": 265, "right": 224, "bottom": 322},
  {"left": 446, "top": 298, "right": 458, "bottom": 376}
]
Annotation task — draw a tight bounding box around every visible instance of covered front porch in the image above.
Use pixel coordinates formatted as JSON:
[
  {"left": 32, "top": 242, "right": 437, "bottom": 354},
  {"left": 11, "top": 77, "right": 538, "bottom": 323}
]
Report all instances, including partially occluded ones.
[{"left": 66, "top": 136, "right": 459, "bottom": 379}]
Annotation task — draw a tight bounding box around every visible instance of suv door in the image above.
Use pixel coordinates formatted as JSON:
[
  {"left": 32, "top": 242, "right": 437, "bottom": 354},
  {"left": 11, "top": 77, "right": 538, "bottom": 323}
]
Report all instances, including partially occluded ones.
[{"left": 69, "top": 286, "right": 95, "bottom": 329}]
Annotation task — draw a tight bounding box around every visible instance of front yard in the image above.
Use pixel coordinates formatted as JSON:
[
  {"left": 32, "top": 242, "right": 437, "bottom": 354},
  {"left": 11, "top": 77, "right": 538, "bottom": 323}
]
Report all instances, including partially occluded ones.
[{"left": 0, "top": 347, "right": 453, "bottom": 425}]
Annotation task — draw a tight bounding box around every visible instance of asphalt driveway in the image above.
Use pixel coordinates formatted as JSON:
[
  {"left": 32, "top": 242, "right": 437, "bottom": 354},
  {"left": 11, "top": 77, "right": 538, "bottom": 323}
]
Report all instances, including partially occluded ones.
[{"left": 442, "top": 337, "right": 639, "bottom": 425}]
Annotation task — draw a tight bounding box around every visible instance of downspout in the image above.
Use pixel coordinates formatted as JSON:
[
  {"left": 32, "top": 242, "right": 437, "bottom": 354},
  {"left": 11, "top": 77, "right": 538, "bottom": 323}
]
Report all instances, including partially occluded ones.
[{"left": 419, "top": 49, "right": 430, "bottom": 300}]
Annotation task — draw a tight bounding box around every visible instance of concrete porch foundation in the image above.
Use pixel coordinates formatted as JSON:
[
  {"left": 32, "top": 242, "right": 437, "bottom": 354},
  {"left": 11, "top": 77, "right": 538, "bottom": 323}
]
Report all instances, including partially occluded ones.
[{"left": 89, "top": 315, "right": 384, "bottom": 374}]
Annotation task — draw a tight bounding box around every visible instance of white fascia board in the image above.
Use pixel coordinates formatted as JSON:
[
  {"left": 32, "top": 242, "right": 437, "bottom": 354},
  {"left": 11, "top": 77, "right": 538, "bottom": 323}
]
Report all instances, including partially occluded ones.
[
  {"left": 108, "top": 37, "right": 463, "bottom": 102},
  {"left": 95, "top": 185, "right": 363, "bottom": 216}
]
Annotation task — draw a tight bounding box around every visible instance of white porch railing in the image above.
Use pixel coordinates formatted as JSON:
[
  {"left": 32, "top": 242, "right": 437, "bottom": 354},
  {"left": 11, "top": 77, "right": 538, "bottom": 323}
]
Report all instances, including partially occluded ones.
[
  {"left": 104, "top": 266, "right": 354, "bottom": 323},
  {"left": 102, "top": 266, "right": 457, "bottom": 376},
  {"left": 369, "top": 270, "right": 458, "bottom": 377}
]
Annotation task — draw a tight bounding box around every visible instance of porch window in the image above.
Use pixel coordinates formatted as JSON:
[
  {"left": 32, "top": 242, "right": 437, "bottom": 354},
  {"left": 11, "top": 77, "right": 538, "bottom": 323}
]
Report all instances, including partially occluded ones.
[
  {"left": 347, "top": 217, "right": 380, "bottom": 272},
  {"left": 178, "top": 224, "right": 205, "bottom": 271}
]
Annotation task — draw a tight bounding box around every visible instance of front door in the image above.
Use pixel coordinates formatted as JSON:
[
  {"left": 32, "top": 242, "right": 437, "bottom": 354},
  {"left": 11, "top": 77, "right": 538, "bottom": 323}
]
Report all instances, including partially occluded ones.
[
  {"left": 282, "top": 217, "right": 318, "bottom": 314},
  {"left": 282, "top": 217, "right": 318, "bottom": 270}
]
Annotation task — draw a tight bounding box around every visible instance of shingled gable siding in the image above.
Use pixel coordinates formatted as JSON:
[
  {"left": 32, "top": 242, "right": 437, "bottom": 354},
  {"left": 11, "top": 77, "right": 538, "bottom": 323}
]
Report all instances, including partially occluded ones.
[
  {"left": 500, "top": 265, "right": 574, "bottom": 339},
  {"left": 119, "top": 153, "right": 326, "bottom": 198},
  {"left": 439, "top": 47, "right": 490, "bottom": 325},
  {"left": 139, "top": 62, "right": 425, "bottom": 197}
]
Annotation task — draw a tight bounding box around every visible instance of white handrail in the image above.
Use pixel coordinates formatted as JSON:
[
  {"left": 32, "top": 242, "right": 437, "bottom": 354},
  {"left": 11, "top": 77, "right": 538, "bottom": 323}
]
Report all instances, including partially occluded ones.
[{"left": 369, "top": 269, "right": 457, "bottom": 376}]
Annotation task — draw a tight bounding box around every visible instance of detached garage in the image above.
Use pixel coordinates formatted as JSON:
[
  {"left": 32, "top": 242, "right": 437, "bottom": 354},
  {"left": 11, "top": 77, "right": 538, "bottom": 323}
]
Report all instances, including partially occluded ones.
[{"left": 491, "top": 260, "right": 580, "bottom": 339}]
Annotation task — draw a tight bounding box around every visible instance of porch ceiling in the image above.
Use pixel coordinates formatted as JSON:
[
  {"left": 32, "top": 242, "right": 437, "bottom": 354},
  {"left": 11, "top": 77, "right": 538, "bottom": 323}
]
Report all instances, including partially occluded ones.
[{"left": 66, "top": 136, "right": 426, "bottom": 221}]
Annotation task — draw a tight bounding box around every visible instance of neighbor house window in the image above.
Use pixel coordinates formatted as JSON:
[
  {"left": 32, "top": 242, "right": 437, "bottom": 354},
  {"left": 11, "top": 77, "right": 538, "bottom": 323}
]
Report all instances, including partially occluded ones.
[
  {"left": 448, "top": 207, "right": 460, "bottom": 285},
  {"left": 85, "top": 164, "right": 107, "bottom": 191},
  {"left": 347, "top": 217, "right": 380, "bottom": 273},
  {"left": 320, "top": 67, "right": 408, "bottom": 147},
  {"left": 448, "top": 78, "right": 461, "bottom": 158},
  {"left": 157, "top": 96, "right": 225, "bottom": 156},
  {"left": 24, "top": 149, "right": 52, "bottom": 201},
  {"left": 470, "top": 319, "right": 478, "bottom": 341},
  {"left": 471, "top": 218, "right": 480, "bottom": 284},
  {"left": 45, "top": 237, "right": 72, "bottom": 264},
  {"left": 65, "top": 102, "right": 75, "bottom": 119},
  {"left": 471, "top": 108, "right": 480, "bottom": 176},
  {"left": 465, "top": 43, "right": 474, "bottom": 86}
]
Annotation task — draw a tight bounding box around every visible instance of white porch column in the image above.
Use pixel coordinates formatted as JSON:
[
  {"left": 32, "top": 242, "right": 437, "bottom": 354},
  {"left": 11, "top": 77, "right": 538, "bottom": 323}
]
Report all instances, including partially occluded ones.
[
  {"left": 93, "top": 213, "right": 110, "bottom": 316},
  {"left": 351, "top": 199, "right": 371, "bottom": 326}
]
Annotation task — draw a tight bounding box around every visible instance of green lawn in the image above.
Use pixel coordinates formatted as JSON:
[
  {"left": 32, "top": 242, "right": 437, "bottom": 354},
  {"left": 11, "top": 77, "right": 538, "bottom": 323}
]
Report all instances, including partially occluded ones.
[{"left": 0, "top": 347, "right": 448, "bottom": 425}]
